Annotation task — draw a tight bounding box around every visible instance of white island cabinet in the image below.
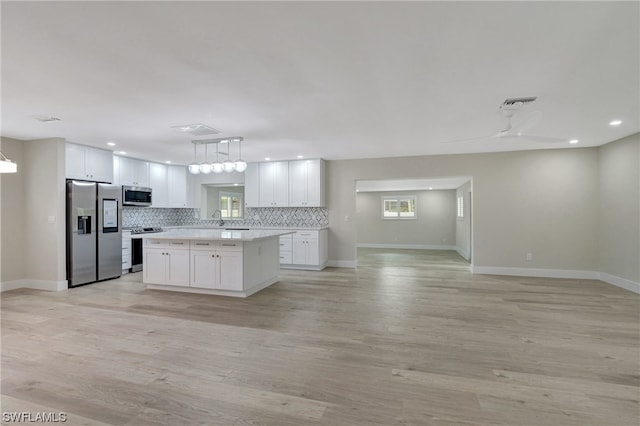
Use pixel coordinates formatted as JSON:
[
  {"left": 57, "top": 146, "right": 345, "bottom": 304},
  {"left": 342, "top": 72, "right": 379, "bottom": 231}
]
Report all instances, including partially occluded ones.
[{"left": 141, "top": 229, "right": 293, "bottom": 297}]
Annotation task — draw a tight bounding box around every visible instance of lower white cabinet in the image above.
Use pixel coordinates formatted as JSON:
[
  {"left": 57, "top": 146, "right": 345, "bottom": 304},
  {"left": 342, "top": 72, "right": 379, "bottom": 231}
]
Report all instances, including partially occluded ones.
[
  {"left": 143, "top": 237, "right": 280, "bottom": 297},
  {"left": 143, "top": 240, "right": 190, "bottom": 287},
  {"left": 190, "top": 241, "right": 243, "bottom": 291},
  {"left": 281, "top": 230, "right": 328, "bottom": 270},
  {"left": 122, "top": 231, "right": 132, "bottom": 272}
]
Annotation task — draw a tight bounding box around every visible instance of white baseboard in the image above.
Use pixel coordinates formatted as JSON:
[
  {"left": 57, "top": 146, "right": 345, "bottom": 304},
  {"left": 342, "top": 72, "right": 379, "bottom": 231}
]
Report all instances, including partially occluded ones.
[
  {"left": 327, "top": 260, "right": 356, "bottom": 268},
  {"left": 357, "top": 243, "right": 456, "bottom": 250},
  {"left": 455, "top": 246, "right": 470, "bottom": 260},
  {"left": 472, "top": 266, "right": 599, "bottom": 280},
  {"left": 0, "top": 279, "right": 67, "bottom": 292},
  {"left": 599, "top": 272, "right": 640, "bottom": 294}
]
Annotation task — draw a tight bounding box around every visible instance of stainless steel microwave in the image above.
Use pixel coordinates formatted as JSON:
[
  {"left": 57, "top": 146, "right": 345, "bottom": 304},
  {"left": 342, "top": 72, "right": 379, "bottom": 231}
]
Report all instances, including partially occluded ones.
[{"left": 122, "top": 185, "right": 152, "bottom": 206}]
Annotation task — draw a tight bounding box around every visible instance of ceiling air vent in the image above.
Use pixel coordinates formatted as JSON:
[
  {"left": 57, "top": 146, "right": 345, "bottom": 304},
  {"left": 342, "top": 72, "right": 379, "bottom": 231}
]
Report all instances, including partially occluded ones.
[
  {"left": 32, "top": 115, "right": 61, "bottom": 123},
  {"left": 502, "top": 96, "right": 537, "bottom": 106},
  {"left": 171, "top": 123, "right": 221, "bottom": 136}
]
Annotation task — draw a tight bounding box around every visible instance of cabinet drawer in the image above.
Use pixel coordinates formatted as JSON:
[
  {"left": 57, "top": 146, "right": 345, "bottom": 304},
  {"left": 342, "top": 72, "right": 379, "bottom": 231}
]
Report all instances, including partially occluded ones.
[
  {"left": 279, "top": 251, "right": 292, "bottom": 264},
  {"left": 190, "top": 240, "right": 216, "bottom": 250},
  {"left": 122, "top": 247, "right": 131, "bottom": 256},
  {"left": 218, "top": 241, "right": 243, "bottom": 251},
  {"left": 279, "top": 237, "right": 292, "bottom": 251},
  {"left": 122, "top": 239, "right": 131, "bottom": 250},
  {"left": 145, "top": 239, "right": 189, "bottom": 249},
  {"left": 294, "top": 230, "right": 319, "bottom": 239}
]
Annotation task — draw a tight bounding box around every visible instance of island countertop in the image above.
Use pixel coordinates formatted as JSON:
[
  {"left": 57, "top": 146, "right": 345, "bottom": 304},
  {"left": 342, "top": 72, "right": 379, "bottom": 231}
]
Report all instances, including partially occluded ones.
[{"left": 137, "top": 229, "right": 294, "bottom": 242}]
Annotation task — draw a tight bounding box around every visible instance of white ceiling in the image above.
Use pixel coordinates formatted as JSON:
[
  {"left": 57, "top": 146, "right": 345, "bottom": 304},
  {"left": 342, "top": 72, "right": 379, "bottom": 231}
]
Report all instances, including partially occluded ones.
[{"left": 1, "top": 1, "right": 638, "bottom": 166}]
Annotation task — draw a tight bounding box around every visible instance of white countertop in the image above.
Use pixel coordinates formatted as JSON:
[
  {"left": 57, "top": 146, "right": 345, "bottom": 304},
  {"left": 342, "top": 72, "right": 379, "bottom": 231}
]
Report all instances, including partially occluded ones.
[
  {"left": 164, "top": 225, "right": 329, "bottom": 231},
  {"left": 137, "top": 229, "right": 295, "bottom": 242}
]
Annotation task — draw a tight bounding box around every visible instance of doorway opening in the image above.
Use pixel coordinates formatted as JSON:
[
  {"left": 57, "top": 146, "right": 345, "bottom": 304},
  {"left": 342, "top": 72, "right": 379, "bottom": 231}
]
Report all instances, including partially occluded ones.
[{"left": 354, "top": 176, "right": 473, "bottom": 271}]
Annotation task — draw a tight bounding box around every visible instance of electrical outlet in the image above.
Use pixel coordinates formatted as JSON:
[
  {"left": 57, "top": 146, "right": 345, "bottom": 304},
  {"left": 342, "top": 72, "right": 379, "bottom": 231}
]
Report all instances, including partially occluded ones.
[{"left": 526, "top": 253, "right": 533, "bottom": 261}]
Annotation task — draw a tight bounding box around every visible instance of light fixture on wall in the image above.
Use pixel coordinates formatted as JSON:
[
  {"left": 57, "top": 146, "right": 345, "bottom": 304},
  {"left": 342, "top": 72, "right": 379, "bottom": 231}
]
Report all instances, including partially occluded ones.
[
  {"left": 0, "top": 151, "right": 17, "bottom": 173},
  {"left": 188, "top": 137, "right": 245, "bottom": 175}
]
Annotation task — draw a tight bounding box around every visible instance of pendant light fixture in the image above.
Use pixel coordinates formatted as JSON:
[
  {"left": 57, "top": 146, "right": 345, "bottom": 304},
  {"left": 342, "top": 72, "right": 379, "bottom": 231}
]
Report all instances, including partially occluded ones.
[
  {"left": 222, "top": 140, "right": 235, "bottom": 172},
  {"left": 188, "top": 144, "right": 200, "bottom": 175},
  {"left": 188, "top": 137, "right": 246, "bottom": 175},
  {"left": 234, "top": 139, "right": 247, "bottom": 172},
  {"left": 212, "top": 142, "right": 224, "bottom": 174},
  {"left": 200, "top": 144, "right": 212, "bottom": 174}
]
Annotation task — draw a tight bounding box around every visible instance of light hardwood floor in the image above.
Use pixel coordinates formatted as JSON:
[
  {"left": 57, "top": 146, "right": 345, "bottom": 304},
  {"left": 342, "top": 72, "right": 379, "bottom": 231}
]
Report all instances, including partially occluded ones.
[{"left": 2, "top": 248, "right": 639, "bottom": 425}]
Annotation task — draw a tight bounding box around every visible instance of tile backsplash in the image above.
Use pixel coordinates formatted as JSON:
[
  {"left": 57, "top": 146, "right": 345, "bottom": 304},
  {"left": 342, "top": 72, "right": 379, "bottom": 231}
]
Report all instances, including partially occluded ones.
[{"left": 123, "top": 207, "right": 329, "bottom": 228}]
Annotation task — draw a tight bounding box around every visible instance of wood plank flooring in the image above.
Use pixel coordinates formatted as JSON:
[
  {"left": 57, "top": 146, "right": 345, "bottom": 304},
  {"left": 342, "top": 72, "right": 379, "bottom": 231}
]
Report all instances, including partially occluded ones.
[{"left": 1, "top": 248, "right": 638, "bottom": 425}]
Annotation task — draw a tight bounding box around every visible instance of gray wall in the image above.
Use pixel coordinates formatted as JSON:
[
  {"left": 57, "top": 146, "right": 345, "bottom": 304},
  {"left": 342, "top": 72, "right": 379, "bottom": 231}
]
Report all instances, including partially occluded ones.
[
  {"left": 598, "top": 134, "right": 640, "bottom": 284},
  {"left": 327, "top": 147, "right": 600, "bottom": 271},
  {"left": 356, "top": 189, "right": 456, "bottom": 248},
  {"left": 1, "top": 137, "right": 25, "bottom": 282},
  {"left": 455, "top": 180, "right": 472, "bottom": 260},
  {"left": 1, "top": 137, "right": 66, "bottom": 290}
]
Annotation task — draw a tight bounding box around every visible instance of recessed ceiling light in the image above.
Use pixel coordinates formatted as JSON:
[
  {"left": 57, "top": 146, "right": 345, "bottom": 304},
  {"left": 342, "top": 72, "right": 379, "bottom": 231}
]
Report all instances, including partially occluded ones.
[
  {"left": 107, "top": 142, "right": 116, "bottom": 146},
  {"left": 165, "top": 161, "right": 172, "bottom": 164},
  {"left": 265, "top": 157, "right": 270, "bottom": 161},
  {"left": 429, "top": 187, "right": 433, "bottom": 190},
  {"left": 609, "top": 120, "right": 622, "bottom": 126},
  {"left": 569, "top": 139, "right": 579, "bottom": 144},
  {"left": 116, "top": 151, "right": 127, "bottom": 155},
  {"left": 297, "top": 155, "right": 304, "bottom": 159},
  {"left": 233, "top": 183, "right": 239, "bottom": 186}
]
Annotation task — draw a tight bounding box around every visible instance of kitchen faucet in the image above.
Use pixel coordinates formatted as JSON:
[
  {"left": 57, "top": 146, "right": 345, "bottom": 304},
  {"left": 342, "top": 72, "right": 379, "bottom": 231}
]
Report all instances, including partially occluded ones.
[{"left": 212, "top": 210, "right": 224, "bottom": 226}]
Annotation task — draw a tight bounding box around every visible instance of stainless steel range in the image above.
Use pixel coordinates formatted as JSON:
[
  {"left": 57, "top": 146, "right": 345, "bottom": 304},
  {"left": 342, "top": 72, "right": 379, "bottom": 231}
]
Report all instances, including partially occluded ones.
[
  {"left": 130, "top": 227, "right": 163, "bottom": 235},
  {"left": 129, "top": 227, "right": 164, "bottom": 272}
]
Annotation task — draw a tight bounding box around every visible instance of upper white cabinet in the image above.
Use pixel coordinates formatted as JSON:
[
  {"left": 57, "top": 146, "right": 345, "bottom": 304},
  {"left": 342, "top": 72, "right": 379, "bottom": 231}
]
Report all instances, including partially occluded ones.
[
  {"left": 244, "top": 159, "right": 325, "bottom": 208},
  {"left": 65, "top": 143, "right": 113, "bottom": 182},
  {"left": 259, "top": 161, "right": 289, "bottom": 207},
  {"left": 116, "top": 156, "right": 149, "bottom": 187},
  {"left": 149, "top": 163, "right": 169, "bottom": 207},
  {"left": 147, "top": 163, "right": 189, "bottom": 208},
  {"left": 289, "top": 159, "right": 325, "bottom": 207},
  {"left": 244, "top": 163, "right": 260, "bottom": 208},
  {"left": 168, "top": 165, "right": 188, "bottom": 208}
]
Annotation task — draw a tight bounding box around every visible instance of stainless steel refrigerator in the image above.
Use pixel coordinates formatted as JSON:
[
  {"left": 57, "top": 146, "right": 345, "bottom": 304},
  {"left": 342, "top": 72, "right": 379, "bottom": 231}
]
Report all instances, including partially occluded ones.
[{"left": 66, "top": 180, "right": 122, "bottom": 287}]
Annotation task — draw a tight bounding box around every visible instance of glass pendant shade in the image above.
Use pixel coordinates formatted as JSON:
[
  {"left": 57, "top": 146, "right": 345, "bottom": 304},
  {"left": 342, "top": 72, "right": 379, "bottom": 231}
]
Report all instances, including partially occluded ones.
[
  {"left": 188, "top": 162, "right": 201, "bottom": 174},
  {"left": 200, "top": 162, "right": 212, "bottom": 174},
  {"left": 234, "top": 160, "right": 247, "bottom": 172},
  {"left": 212, "top": 161, "right": 224, "bottom": 173},
  {"left": 223, "top": 159, "right": 236, "bottom": 172}
]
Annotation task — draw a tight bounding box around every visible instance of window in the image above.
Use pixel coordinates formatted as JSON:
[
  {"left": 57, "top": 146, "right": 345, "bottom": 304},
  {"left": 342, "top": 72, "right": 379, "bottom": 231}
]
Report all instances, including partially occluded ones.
[
  {"left": 219, "top": 191, "right": 243, "bottom": 219},
  {"left": 457, "top": 195, "right": 464, "bottom": 219},
  {"left": 382, "top": 196, "right": 416, "bottom": 219}
]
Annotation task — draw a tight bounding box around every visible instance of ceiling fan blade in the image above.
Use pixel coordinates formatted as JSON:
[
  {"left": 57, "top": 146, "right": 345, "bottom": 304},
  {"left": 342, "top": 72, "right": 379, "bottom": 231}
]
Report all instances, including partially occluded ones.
[
  {"left": 499, "top": 133, "right": 568, "bottom": 143},
  {"left": 441, "top": 135, "right": 496, "bottom": 144},
  {"left": 511, "top": 110, "right": 542, "bottom": 133}
]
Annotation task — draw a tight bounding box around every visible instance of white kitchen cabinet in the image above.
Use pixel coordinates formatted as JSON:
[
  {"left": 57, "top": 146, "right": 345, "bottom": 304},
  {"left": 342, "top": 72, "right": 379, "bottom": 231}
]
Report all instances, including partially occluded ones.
[
  {"left": 149, "top": 163, "right": 169, "bottom": 207},
  {"left": 289, "top": 159, "right": 325, "bottom": 207},
  {"left": 117, "top": 156, "right": 149, "bottom": 187},
  {"left": 244, "top": 163, "right": 260, "bottom": 208},
  {"left": 259, "top": 161, "right": 289, "bottom": 207},
  {"left": 122, "top": 231, "right": 132, "bottom": 272},
  {"left": 65, "top": 143, "right": 113, "bottom": 182},
  {"left": 143, "top": 240, "right": 190, "bottom": 287},
  {"left": 288, "top": 230, "right": 328, "bottom": 270},
  {"left": 168, "top": 165, "right": 188, "bottom": 207},
  {"left": 189, "top": 241, "right": 243, "bottom": 291},
  {"left": 278, "top": 234, "right": 293, "bottom": 264}
]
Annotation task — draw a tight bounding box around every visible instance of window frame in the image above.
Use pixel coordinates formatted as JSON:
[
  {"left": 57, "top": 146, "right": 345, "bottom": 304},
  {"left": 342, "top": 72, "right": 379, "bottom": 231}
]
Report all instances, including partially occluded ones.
[
  {"left": 219, "top": 191, "right": 243, "bottom": 219},
  {"left": 381, "top": 195, "right": 417, "bottom": 220},
  {"left": 457, "top": 195, "right": 464, "bottom": 220}
]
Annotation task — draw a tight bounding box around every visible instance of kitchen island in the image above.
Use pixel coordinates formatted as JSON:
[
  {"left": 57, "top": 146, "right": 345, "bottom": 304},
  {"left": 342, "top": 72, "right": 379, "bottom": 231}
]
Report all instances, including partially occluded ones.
[{"left": 140, "top": 229, "right": 294, "bottom": 297}]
